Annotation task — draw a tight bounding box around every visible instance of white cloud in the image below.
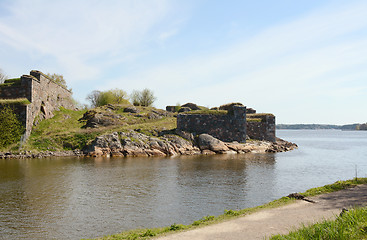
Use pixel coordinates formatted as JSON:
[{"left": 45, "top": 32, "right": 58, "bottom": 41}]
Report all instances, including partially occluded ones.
[
  {"left": 100, "top": 1, "right": 367, "bottom": 123},
  {"left": 0, "top": 0, "right": 173, "bottom": 80},
  {"left": 1, "top": 0, "right": 366, "bottom": 124}
]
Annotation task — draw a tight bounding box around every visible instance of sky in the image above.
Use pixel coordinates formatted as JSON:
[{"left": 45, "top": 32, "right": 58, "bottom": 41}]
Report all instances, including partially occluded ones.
[{"left": 0, "top": 0, "right": 366, "bottom": 125}]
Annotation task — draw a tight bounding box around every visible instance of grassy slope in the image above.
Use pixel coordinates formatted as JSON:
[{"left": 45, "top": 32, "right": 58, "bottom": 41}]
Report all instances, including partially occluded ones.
[
  {"left": 88, "top": 178, "right": 367, "bottom": 240},
  {"left": 19, "top": 105, "right": 262, "bottom": 153},
  {"left": 22, "top": 106, "right": 177, "bottom": 152}
]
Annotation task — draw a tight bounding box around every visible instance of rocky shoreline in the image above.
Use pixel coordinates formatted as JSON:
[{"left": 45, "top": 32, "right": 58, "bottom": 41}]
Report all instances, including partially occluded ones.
[{"left": 0, "top": 130, "right": 297, "bottom": 159}]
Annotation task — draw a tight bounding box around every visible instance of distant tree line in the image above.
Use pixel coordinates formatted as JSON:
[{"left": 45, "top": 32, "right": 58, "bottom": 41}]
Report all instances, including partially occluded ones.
[{"left": 276, "top": 124, "right": 363, "bottom": 131}]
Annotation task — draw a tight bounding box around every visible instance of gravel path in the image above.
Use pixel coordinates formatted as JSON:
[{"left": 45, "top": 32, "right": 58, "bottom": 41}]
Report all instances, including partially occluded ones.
[{"left": 155, "top": 184, "right": 367, "bottom": 240}]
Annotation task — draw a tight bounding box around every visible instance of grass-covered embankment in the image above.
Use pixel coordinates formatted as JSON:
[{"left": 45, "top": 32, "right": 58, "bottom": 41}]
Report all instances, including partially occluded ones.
[
  {"left": 21, "top": 105, "right": 177, "bottom": 152},
  {"left": 89, "top": 178, "right": 367, "bottom": 240}
]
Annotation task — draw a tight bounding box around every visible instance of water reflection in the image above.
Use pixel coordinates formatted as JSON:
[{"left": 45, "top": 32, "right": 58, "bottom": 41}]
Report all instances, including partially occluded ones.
[
  {"left": 2, "top": 130, "right": 367, "bottom": 239},
  {"left": 0, "top": 154, "right": 277, "bottom": 239}
]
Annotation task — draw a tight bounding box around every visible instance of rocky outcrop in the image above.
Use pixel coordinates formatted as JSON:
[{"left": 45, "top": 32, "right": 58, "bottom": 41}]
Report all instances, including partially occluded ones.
[
  {"left": 79, "top": 110, "right": 125, "bottom": 128},
  {"left": 181, "top": 103, "right": 201, "bottom": 110},
  {"left": 123, "top": 106, "right": 139, "bottom": 113},
  {"left": 84, "top": 130, "right": 201, "bottom": 157},
  {"left": 83, "top": 131, "right": 297, "bottom": 157},
  {"left": 178, "top": 107, "right": 191, "bottom": 113},
  {"left": 0, "top": 132, "right": 297, "bottom": 159},
  {"left": 265, "top": 138, "right": 298, "bottom": 153},
  {"left": 197, "top": 134, "right": 230, "bottom": 153}
]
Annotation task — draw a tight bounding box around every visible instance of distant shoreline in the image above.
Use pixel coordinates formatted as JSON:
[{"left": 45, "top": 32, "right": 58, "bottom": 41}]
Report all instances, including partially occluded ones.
[{"left": 277, "top": 123, "right": 365, "bottom": 130}]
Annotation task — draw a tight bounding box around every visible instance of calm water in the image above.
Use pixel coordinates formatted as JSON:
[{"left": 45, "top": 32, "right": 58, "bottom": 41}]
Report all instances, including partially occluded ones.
[{"left": 0, "top": 130, "right": 367, "bottom": 239}]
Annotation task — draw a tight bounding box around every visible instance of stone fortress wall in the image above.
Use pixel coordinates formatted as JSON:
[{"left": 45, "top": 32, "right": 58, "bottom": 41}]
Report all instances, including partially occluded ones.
[
  {"left": 247, "top": 114, "right": 276, "bottom": 142},
  {"left": 0, "top": 70, "right": 74, "bottom": 139},
  {"left": 177, "top": 106, "right": 247, "bottom": 143},
  {"left": 175, "top": 104, "right": 276, "bottom": 143}
]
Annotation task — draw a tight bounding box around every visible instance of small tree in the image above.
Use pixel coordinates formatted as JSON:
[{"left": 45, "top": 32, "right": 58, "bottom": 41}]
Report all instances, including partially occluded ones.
[
  {"left": 130, "top": 88, "right": 156, "bottom": 107},
  {"left": 139, "top": 88, "right": 156, "bottom": 107},
  {"left": 0, "top": 106, "right": 24, "bottom": 148},
  {"left": 86, "top": 90, "right": 102, "bottom": 108},
  {"left": 109, "top": 89, "right": 128, "bottom": 104},
  {"left": 130, "top": 90, "right": 141, "bottom": 106},
  {"left": 0, "top": 68, "right": 8, "bottom": 83},
  {"left": 97, "top": 91, "right": 115, "bottom": 106}
]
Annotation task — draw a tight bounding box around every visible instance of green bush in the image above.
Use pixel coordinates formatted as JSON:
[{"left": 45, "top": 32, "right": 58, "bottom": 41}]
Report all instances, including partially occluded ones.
[
  {"left": 0, "top": 105, "right": 24, "bottom": 148},
  {"left": 87, "top": 89, "right": 130, "bottom": 107}
]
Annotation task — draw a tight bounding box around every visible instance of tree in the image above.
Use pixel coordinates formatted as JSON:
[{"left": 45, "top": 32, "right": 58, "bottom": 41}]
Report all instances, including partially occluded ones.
[
  {"left": 0, "top": 106, "right": 24, "bottom": 148},
  {"left": 130, "top": 90, "right": 141, "bottom": 106},
  {"left": 0, "top": 68, "right": 8, "bottom": 83},
  {"left": 86, "top": 89, "right": 130, "bottom": 108},
  {"left": 130, "top": 88, "right": 156, "bottom": 107},
  {"left": 109, "top": 89, "right": 128, "bottom": 104},
  {"left": 46, "top": 73, "right": 68, "bottom": 89},
  {"left": 86, "top": 90, "right": 102, "bottom": 108}
]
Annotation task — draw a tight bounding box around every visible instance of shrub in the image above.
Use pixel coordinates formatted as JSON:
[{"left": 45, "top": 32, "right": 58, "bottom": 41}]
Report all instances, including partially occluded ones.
[
  {"left": 86, "top": 89, "right": 130, "bottom": 107},
  {"left": 0, "top": 106, "right": 24, "bottom": 148},
  {"left": 169, "top": 223, "right": 183, "bottom": 231},
  {"left": 130, "top": 88, "right": 156, "bottom": 107}
]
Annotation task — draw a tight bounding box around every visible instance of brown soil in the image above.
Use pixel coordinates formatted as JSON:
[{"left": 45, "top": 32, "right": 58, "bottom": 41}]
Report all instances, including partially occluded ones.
[{"left": 155, "top": 184, "right": 367, "bottom": 240}]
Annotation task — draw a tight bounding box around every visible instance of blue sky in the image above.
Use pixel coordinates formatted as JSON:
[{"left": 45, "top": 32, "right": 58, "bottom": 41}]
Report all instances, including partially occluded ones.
[{"left": 0, "top": 0, "right": 366, "bottom": 124}]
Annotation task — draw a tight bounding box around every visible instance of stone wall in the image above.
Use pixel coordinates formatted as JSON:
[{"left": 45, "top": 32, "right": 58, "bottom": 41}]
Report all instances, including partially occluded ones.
[
  {"left": 0, "top": 79, "right": 30, "bottom": 100},
  {"left": 247, "top": 114, "right": 276, "bottom": 142},
  {"left": 177, "top": 106, "right": 247, "bottom": 143},
  {"left": 0, "top": 70, "right": 74, "bottom": 139}
]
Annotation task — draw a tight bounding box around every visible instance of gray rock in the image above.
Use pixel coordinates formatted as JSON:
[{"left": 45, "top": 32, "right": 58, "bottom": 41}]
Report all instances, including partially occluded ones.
[
  {"left": 181, "top": 103, "right": 201, "bottom": 110},
  {"left": 124, "top": 106, "right": 139, "bottom": 113},
  {"left": 147, "top": 112, "right": 161, "bottom": 119},
  {"left": 104, "top": 132, "right": 122, "bottom": 149},
  {"left": 166, "top": 106, "right": 176, "bottom": 112},
  {"left": 197, "top": 134, "right": 229, "bottom": 153},
  {"left": 178, "top": 107, "right": 191, "bottom": 112}
]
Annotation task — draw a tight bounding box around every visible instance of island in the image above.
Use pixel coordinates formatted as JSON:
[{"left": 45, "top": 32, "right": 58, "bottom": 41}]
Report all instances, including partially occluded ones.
[{"left": 0, "top": 70, "right": 297, "bottom": 158}]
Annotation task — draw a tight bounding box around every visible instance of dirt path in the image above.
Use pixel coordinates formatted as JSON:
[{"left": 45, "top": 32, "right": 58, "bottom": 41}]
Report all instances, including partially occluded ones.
[{"left": 155, "top": 184, "right": 367, "bottom": 240}]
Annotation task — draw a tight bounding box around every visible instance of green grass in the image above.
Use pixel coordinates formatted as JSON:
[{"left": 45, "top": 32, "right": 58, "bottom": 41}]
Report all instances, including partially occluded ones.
[
  {"left": 0, "top": 98, "right": 31, "bottom": 105},
  {"left": 90, "top": 178, "right": 367, "bottom": 240},
  {"left": 22, "top": 105, "right": 177, "bottom": 152},
  {"left": 179, "top": 109, "right": 228, "bottom": 115},
  {"left": 247, "top": 113, "right": 274, "bottom": 122},
  {"left": 24, "top": 107, "right": 97, "bottom": 152},
  {"left": 247, "top": 118, "right": 262, "bottom": 122},
  {"left": 270, "top": 206, "right": 367, "bottom": 240},
  {"left": 301, "top": 178, "right": 367, "bottom": 197},
  {"left": 0, "top": 78, "right": 21, "bottom": 87},
  {"left": 91, "top": 197, "right": 295, "bottom": 240}
]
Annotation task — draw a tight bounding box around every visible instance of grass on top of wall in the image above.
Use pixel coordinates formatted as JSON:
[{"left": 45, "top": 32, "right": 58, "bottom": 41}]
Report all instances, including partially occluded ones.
[
  {"left": 179, "top": 109, "right": 228, "bottom": 115},
  {"left": 247, "top": 118, "right": 262, "bottom": 122},
  {"left": 0, "top": 98, "right": 31, "bottom": 105},
  {"left": 0, "top": 78, "right": 21, "bottom": 87}
]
